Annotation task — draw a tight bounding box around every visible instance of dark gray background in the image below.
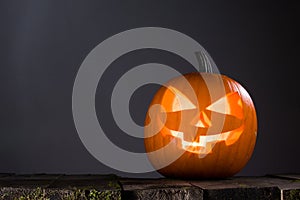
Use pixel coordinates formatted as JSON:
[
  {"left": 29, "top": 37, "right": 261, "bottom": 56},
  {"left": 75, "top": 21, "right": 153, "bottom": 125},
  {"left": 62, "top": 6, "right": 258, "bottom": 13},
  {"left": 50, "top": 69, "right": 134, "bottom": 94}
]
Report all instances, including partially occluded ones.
[{"left": 0, "top": 1, "right": 298, "bottom": 178}]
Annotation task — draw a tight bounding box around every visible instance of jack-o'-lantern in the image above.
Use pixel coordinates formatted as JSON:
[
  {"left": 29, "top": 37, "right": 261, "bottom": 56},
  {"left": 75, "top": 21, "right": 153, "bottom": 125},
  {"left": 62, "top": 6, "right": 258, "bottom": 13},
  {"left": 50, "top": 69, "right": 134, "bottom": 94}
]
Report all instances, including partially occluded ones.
[{"left": 144, "top": 72, "right": 257, "bottom": 179}]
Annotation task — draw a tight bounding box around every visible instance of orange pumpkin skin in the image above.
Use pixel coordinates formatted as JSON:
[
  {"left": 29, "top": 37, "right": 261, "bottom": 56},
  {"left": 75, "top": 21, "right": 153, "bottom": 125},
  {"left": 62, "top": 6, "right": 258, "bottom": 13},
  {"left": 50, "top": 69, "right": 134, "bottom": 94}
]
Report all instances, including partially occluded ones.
[{"left": 144, "top": 72, "right": 257, "bottom": 179}]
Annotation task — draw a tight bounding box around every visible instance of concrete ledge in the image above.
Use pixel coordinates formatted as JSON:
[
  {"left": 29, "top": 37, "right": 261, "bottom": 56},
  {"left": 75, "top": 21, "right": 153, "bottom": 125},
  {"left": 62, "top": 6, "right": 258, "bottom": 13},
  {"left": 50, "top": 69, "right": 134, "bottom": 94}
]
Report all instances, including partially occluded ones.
[{"left": 0, "top": 174, "right": 299, "bottom": 199}]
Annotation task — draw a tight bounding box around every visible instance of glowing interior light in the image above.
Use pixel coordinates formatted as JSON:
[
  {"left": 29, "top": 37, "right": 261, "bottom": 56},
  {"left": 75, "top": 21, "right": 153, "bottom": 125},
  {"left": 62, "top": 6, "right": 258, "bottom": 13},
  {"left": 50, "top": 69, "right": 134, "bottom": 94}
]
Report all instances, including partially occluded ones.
[
  {"left": 193, "top": 111, "right": 211, "bottom": 127},
  {"left": 162, "top": 89, "right": 246, "bottom": 156},
  {"left": 169, "top": 86, "right": 196, "bottom": 112},
  {"left": 224, "top": 124, "right": 244, "bottom": 145},
  {"left": 206, "top": 92, "right": 244, "bottom": 119},
  {"left": 169, "top": 125, "right": 244, "bottom": 155},
  {"left": 193, "top": 118, "right": 206, "bottom": 128}
]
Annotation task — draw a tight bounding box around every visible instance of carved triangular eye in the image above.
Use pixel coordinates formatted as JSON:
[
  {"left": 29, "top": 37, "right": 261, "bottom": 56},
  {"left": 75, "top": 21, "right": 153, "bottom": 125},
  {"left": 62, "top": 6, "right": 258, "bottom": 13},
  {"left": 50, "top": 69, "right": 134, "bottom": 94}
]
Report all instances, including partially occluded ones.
[
  {"left": 168, "top": 86, "right": 196, "bottom": 112},
  {"left": 206, "top": 92, "right": 243, "bottom": 119}
]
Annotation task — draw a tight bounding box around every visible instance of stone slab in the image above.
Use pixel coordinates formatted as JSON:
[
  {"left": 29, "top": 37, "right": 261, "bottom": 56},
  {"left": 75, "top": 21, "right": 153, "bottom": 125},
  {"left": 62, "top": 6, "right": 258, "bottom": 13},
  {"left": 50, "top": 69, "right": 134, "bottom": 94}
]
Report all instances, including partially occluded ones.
[
  {"left": 0, "top": 174, "right": 121, "bottom": 200},
  {"left": 0, "top": 174, "right": 61, "bottom": 188},
  {"left": 268, "top": 174, "right": 300, "bottom": 180},
  {"left": 0, "top": 174, "right": 299, "bottom": 199},
  {"left": 190, "top": 177, "right": 280, "bottom": 200},
  {"left": 190, "top": 176, "right": 300, "bottom": 200},
  {"left": 0, "top": 175, "right": 13, "bottom": 178},
  {"left": 120, "top": 178, "right": 202, "bottom": 200}
]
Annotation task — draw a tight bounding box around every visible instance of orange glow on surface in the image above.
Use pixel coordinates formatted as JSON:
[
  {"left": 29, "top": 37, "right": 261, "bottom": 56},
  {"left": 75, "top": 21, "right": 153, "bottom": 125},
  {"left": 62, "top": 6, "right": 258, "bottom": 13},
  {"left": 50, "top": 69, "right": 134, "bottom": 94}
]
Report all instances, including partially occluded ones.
[
  {"left": 169, "top": 124, "right": 244, "bottom": 155},
  {"left": 206, "top": 92, "right": 244, "bottom": 119},
  {"left": 194, "top": 111, "right": 211, "bottom": 127},
  {"left": 161, "top": 86, "right": 196, "bottom": 112},
  {"left": 162, "top": 90, "right": 246, "bottom": 156},
  {"left": 144, "top": 73, "right": 257, "bottom": 178}
]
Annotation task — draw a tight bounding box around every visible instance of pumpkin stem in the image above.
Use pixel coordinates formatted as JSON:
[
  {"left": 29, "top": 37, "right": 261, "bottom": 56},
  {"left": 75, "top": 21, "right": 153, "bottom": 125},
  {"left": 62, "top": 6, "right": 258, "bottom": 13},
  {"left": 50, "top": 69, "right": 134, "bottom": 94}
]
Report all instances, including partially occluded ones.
[{"left": 195, "top": 49, "right": 217, "bottom": 73}]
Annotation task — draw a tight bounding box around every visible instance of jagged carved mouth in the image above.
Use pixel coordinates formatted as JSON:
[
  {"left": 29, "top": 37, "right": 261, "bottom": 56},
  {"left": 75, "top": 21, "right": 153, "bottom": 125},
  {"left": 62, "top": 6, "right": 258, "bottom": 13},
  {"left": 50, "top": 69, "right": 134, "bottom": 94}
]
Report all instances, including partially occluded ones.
[
  {"left": 159, "top": 86, "right": 246, "bottom": 155},
  {"left": 168, "top": 124, "right": 244, "bottom": 154}
]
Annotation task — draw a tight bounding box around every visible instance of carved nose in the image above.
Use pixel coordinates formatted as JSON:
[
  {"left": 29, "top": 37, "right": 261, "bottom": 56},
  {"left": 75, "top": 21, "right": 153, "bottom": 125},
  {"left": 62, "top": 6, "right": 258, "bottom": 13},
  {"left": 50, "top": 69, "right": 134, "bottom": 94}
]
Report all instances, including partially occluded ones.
[{"left": 192, "top": 111, "right": 211, "bottom": 128}]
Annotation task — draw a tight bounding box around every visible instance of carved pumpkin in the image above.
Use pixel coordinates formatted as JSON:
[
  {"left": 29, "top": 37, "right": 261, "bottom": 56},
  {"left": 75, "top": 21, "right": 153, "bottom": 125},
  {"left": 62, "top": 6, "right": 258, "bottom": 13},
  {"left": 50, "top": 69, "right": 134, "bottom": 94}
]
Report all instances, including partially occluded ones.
[{"left": 144, "top": 72, "right": 257, "bottom": 178}]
